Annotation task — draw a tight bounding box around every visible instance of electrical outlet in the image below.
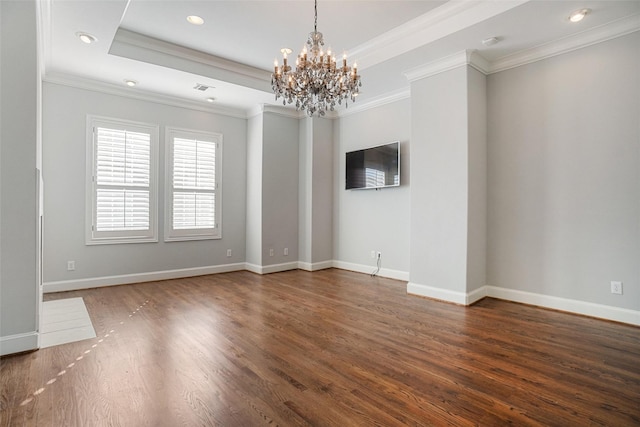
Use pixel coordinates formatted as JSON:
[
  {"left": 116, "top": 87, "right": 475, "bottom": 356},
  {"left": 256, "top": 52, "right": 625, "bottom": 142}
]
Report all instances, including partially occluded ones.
[
  {"left": 376, "top": 251, "right": 382, "bottom": 259},
  {"left": 269, "top": 248, "right": 274, "bottom": 257},
  {"left": 611, "top": 281, "right": 623, "bottom": 295},
  {"left": 284, "top": 247, "right": 289, "bottom": 256},
  {"left": 370, "top": 250, "right": 376, "bottom": 258},
  {"left": 226, "top": 249, "right": 232, "bottom": 257},
  {"left": 67, "top": 261, "right": 75, "bottom": 271}
]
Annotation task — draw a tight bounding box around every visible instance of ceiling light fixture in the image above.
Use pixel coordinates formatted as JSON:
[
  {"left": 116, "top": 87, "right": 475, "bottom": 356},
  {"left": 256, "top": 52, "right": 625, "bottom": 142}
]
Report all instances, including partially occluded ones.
[
  {"left": 569, "top": 8, "right": 591, "bottom": 23},
  {"left": 124, "top": 79, "right": 137, "bottom": 87},
  {"left": 76, "top": 32, "right": 97, "bottom": 44},
  {"left": 271, "top": 0, "right": 361, "bottom": 116},
  {"left": 187, "top": 15, "right": 204, "bottom": 25},
  {"left": 482, "top": 36, "right": 500, "bottom": 47}
]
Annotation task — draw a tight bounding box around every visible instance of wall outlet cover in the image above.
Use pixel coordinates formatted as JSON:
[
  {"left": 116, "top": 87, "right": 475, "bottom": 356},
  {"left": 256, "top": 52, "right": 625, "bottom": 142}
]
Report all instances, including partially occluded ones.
[{"left": 610, "top": 281, "right": 623, "bottom": 295}]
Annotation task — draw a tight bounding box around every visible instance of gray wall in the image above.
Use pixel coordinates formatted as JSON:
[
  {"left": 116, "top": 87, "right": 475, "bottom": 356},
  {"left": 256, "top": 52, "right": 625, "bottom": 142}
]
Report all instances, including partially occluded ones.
[
  {"left": 409, "top": 67, "right": 470, "bottom": 292},
  {"left": 0, "top": 0, "right": 40, "bottom": 353},
  {"left": 334, "top": 99, "right": 411, "bottom": 274},
  {"left": 487, "top": 32, "right": 640, "bottom": 311},
  {"left": 310, "top": 117, "right": 334, "bottom": 264},
  {"left": 298, "top": 118, "right": 312, "bottom": 264},
  {"left": 42, "top": 83, "right": 247, "bottom": 283},
  {"left": 246, "top": 114, "right": 263, "bottom": 266},
  {"left": 466, "top": 67, "right": 487, "bottom": 294},
  {"left": 261, "top": 112, "right": 299, "bottom": 266}
]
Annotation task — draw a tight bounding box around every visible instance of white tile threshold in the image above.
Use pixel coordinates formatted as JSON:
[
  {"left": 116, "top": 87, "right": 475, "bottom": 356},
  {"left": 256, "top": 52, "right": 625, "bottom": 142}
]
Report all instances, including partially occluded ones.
[{"left": 40, "top": 297, "right": 96, "bottom": 348}]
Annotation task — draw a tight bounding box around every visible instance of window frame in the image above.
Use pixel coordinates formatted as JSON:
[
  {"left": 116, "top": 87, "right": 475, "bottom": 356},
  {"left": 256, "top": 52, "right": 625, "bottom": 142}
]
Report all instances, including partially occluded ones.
[
  {"left": 164, "top": 127, "right": 223, "bottom": 242},
  {"left": 85, "top": 115, "right": 159, "bottom": 245}
]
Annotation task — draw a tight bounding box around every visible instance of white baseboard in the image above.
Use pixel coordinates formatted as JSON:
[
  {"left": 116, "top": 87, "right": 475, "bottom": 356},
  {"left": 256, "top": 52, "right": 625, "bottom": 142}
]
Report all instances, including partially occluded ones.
[
  {"left": 44, "top": 262, "right": 638, "bottom": 326},
  {"left": 485, "top": 286, "right": 640, "bottom": 326},
  {"left": 0, "top": 331, "right": 39, "bottom": 356},
  {"left": 43, "top": 262, "right": 247, "bottom": 293},
  {"left": 244, "top": 261, "right": 299, "bottom": 275},
  {"left": 298, "top": 260, "right": 333, "bottom": 271},
  {"left": 407, "top": 282, "right": 470, "bottom": 305},
  {"left": 332, "top": 260, "right": 410, "bottom": 281},
  {"left": 407, "top": 281, "right": 640, "bottom": 326}
]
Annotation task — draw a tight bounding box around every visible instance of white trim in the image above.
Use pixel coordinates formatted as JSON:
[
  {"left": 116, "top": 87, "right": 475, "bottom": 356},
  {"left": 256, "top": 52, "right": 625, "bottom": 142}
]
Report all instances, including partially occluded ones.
[
  {"left": 333, "top": 260, "right": 409, "bottom": 281},
  {"left": 298, "top": 261, "right": 333, "bottom": 272},
  {"left": 109, "top": 28, "right": 271, "bottom": 84},
  {"left": 164, "top": 127, "right": 223, "bottom": 241},
  {"left": 85, "top": 115, "right": 159, "bottom": 245},
  {"left": 404, "top": 50, "right": 489, "bottom": 83},
  {"left": 351, "top": 0, "right": 528, "bottom": 70},
  {"left": 0, "top": 331, "right": 39, "bottom": 356},
  {"left": 43, "top": 263, "right": 246, "bottom": 293},
  {"left": 246, "top": 262, "right": 299, "bottom": 275},
  {"left": 256, "top": 104, "right": 339, "bottom": 120},
  {"left": 467, "top": 286, "right": 489, "bottom": 305},
  {"left": 41, "top": 263, "right": 640, "bottom": 326},
  {"left": 44, "top": 73, "right": 248, "bottom": 119},
  {"left": 261, "top": 104, "right": 305, "bottom": 119},
  {"left": 406, "top": 282, "right": 640, "bottom": 326},
  {"left": 407, "top": 282, "right": 470, "bottom": 305},
  {"left": 244, "top": 263, "right": 263, "bottom": 275},
  {"left": 485, "top": 286, "right": 640, "bottom": 327},
  {"left": 338, "top": 88, "right": 410, "bottom": 117},
  {"left": 489, "top": 14, "right": 640, "bottom": 74}
]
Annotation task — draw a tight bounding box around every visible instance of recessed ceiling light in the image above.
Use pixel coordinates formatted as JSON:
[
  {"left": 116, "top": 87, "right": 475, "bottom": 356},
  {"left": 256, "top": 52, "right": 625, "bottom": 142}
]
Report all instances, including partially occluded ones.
[
  {"left": 187, "top": 15, "right": 204, "bottom": 25},
  {"left": 206, "top": 97, "right": 215, "bottom": 103},
  {"left": 569, "top": 8, "right": 591, "bottom": 23},
  {"left": 124, "top": 79, "right": 137, "bottom": 87},
  {"left": 76, "top": 32, "right": 97, "bottom": 44}
]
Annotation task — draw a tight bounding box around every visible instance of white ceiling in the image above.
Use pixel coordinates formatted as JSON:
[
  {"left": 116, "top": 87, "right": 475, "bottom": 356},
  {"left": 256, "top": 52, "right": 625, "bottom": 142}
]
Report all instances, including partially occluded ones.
[{"left": 42, "top": 0, "right": 640, "bottom": 115}]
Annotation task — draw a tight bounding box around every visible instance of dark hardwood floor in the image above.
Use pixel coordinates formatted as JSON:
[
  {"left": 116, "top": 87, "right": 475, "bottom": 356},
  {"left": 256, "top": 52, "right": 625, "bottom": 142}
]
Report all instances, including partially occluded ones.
[{"left": 1, "top": 269, "right": 639, "bottom": 426}]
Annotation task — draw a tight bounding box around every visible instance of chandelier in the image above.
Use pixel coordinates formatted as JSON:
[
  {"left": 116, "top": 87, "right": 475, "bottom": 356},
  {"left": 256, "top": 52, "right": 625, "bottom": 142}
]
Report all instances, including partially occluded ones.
[{"left": 271, "top": 0, "right": 362, "bottom": 116}]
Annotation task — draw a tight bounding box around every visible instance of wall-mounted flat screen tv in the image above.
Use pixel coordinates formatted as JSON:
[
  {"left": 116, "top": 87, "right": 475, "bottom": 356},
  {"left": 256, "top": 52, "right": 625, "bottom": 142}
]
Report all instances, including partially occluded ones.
[{"left": 345, "top": 141, "right": 400, "bottom": 190}]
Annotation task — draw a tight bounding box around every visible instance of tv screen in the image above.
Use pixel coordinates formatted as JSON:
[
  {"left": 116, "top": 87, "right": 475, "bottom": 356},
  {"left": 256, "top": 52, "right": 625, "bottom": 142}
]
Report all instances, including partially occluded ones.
[{"left": 346, "top": 141, "right": 400, "bottom": 190}]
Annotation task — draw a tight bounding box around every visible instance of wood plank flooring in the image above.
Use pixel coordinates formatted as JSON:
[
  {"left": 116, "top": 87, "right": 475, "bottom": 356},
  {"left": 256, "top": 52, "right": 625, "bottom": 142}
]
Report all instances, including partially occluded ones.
[{"left": 1, "top": 269, "right": 639, "bottom": 426}]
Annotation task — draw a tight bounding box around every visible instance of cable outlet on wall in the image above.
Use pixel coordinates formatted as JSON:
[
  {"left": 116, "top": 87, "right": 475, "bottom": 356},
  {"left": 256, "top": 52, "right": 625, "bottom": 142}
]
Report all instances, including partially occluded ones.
[
  {"left": 226, "top": 249, "right": 232, "bottom": 257},
  {"left": 376, "top": 251, "right": 382, "bottom": 259},
  {"left": 284, "top": 247, "right": 289, "bottom": 256},
  {"left": 269, "top": 248, "right": 274, "bottom": 257},
  {"left": 67, "top": 260, "right": 75, "bottom": 271},
  {"left": 610, "top": 281, "right": 623, "bottom": 295}
]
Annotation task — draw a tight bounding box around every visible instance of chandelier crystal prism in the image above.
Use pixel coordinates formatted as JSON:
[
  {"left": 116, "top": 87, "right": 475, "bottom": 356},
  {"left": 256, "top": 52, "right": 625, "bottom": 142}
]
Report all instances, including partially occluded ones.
[{"left": 271, "top": 0, "right": 362, "bottom": 116}]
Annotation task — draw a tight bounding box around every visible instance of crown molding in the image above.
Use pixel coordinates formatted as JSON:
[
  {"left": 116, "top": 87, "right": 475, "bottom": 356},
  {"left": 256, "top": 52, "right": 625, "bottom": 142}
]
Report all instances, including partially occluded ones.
[
  {"left": 35, "top": 0, "right": 52, "bottom": 79},
  {"left": 110, "top": 28, "right": 272, "bottom": 93},
  {"left": 252, "top": 104, "right": 339, "bottom": 120},
  {"left": 404, "top": 50, "right": 489, "bottom": 82},
  {"left": 402, "top": 13, "right": 640, "bottom": 82},
  {"left": 260, "top": 104, "right": 303, "bottom": 119},
  {"left": 337, "top": 88, "right": 410, "bottom": 118},
  {"left": 44, "top": 72, "right": 248, "bottom": 119},
  {"left": 489, "top": 13, "right": 640, "bottom": 74},
  {"left": 351, "top": 0, "right": 529, "bottom": 70}
]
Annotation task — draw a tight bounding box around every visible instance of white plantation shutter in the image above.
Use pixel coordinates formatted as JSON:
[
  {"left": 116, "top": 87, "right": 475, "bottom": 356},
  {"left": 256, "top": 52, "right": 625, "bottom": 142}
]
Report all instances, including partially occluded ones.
[
  {"left": 95, "top": 127, "right": 151, "bottom": 231},
  {"left": 86, "top": 117, "right": 158, "bottom": 244},
  {"left": 166, "top": 129, "right": 222, "bottom": 241}
]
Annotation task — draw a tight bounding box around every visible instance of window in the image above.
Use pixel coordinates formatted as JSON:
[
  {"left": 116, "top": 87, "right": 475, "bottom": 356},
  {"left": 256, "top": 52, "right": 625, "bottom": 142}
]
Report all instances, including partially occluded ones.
[
  {"left": 165, "top": 127, "right": 222, "bottom": 241},
  {"left": 86, "top": 116, "right": 158, "bottom": 244}
]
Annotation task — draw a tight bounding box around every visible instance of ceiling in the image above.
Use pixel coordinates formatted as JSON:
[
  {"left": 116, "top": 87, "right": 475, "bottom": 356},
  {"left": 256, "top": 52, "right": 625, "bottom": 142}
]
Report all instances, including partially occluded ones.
[{"left": 42, "top": 0, "right": 640, "bottom": 116}]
